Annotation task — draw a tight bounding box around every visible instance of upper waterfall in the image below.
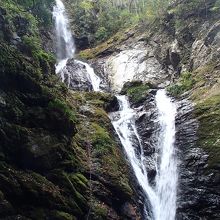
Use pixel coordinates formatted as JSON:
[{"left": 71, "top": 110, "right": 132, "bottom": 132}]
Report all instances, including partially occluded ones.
[
  {"left": 53, "top": 0, "right": 75, "bottom": 79},
  {"left": 53, "top": 0, "right": 75, "bottom": 62},
  {"left": 53, "top": 0, "right": 101, "bottom": 91}
]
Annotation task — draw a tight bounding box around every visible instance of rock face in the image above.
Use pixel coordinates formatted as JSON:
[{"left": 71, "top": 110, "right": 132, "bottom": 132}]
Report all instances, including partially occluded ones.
[
  {"left": 64, "top": 59, "right": 93, "bottom": 91},
  {"left": 0, "top": 1, "right": 141, "bottom": 220},
  {"left": 191, "top": 21, "right": 220, "bottom": 69},
  {"left": 105, "top": 42, "right": 172, "bottom": 92}
]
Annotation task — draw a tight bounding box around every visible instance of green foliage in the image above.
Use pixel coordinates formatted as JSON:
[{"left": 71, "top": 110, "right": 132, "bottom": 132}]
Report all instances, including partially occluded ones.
[
  {"left": 66, "top": 0, "right": 146, "bottom": 44},
  {"left": 1, "top": 0, "right": 38, "bottom": 35},
  {"left": 22, "top": 35, "right": 41, "bottom": 52},
  {"left": 22, "top": 33, "right": 55, "bottom": 64},
  {"left": 127, "top": 84, "right": 150, "bottom": 102},
  {"left": 167, "top": 72, "right": 195, "bottom": 97},
  {"left": 91, "top": 122, "right": 114, "bottom": 156},
  {"left": 1, "top": 0, "right": 54, "bottom": 27},
  {"left": 144, "top": 0, "right": 171, "bottom": 20},
  {"left": 1, "top": 0, "right": 55, "bottom": 72},
  {"left": 195, "top": 95, "right": 220, "bottom": 168},
  {"left": 95, "top": 27, "right": 108, "bottom": 42},
  {"left": 122, "top": 81, "right": 150, "bottom": 103},
  {"left": 16, "top": 0, "right": 54, "bottom": 26},
  {"left": 48, "top": 99, "right": 76, "bottom": 122}
]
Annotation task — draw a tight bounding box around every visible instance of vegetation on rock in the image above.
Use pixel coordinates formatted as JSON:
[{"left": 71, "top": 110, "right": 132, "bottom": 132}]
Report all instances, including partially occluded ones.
[
  {"left": 167, "top": 72, "right": 195, "bottom": 97},
  {"left": 122, "top": 81, "right": 151, "bottom": 104},
  {"left": 1, "top": 0, "right": 220, "bottom": 219},
  {"left": 0, "top": 0, "right": 139, "bottom": 219},
  {"left": 66, "top": 0, "right": 173, "bottom": 45}
]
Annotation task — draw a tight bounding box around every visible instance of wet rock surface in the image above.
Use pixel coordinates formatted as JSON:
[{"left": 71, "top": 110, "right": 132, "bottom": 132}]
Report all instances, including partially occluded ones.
[
  {"left": 124, "top": 88, "right": 220, "bottom": 219},
  {"left": 65, "top": 59, "right": 93, "bottom": 91},
  {"left": 99, "top": 41, "right": 176, "bottom": 92}
]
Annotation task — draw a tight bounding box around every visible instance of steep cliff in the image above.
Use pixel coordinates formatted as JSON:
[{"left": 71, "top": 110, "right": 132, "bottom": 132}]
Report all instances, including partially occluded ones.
[{"left": 0, "top": 1, "right": 140, "bottom": 219}]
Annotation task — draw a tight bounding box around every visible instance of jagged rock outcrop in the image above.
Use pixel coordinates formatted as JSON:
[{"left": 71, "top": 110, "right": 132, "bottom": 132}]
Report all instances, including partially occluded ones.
[{"left": 64, "top": 59, "right": 93, "bottom": 91}]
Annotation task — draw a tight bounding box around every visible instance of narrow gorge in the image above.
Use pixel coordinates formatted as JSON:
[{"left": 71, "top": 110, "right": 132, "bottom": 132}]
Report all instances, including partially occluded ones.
[{"left": 0, "top": 0, "right": 220, "bottom": 219}]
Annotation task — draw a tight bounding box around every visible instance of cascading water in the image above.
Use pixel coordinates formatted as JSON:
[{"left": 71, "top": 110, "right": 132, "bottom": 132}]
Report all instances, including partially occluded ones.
[
  {"left": 110, "top": 90, "right": 177, "bottom": 220},
  {"left": 75, "top": 60, "right": 101, "bottom": 92},
  {"left": 53, "top": 0, "right": 100, "bottom": 91},
  {"left": 154, "top": 90, "right": 178, "bottom": 220},
  {"left": 109, "top": 95, "right": 158, "bottom": 218},
  {"left": 53, "top": 0, "right": 75, "bottom": 78}
]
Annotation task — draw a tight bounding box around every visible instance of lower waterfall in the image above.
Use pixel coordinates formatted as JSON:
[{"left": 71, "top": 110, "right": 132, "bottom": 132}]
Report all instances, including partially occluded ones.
[{"left": 110, "top": 90, "right": 177, "bottom": 220}]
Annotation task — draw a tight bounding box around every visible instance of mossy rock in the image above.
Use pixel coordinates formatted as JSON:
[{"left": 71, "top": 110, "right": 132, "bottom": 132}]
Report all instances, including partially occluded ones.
[
  {"left": 194, "top": 95, "right": 220, "bottom": 168},
  {"left": 121, "top": 81, "right": 152, "bottom": 104},
  {"left": 78, "top": 27, "right": 136, "bottom": 60},
  {"left": 51, "top": 211, "right": 77, "bottom": 220},
  {"left": 167, "top": 71, "right": 195, "bottom": 97}
]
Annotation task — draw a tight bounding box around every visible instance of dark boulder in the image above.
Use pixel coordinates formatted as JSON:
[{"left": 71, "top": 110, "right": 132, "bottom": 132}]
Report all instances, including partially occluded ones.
[{"left": 74, "top": 35, "right": 90, "bottom": 50}]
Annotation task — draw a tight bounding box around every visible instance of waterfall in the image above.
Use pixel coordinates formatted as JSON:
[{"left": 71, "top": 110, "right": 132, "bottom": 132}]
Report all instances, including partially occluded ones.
[
  {"left": 53, "top": 0, "right": 100, "bottom": 91},
  {"left": 110, "top": 90, "right": 177, "bottom": 220},
  {"left": 53, "top": 0, "right": 75, "bottom": 78},
  {"left": 154, "top": 90, "right": 177, "bottom": 220},
  {"left": 76, "top": 60, "right": 101, "bottom": 92}
]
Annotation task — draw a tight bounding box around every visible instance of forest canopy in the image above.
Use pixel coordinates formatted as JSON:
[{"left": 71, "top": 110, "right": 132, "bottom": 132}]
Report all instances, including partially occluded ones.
[
  {"left": 66, "top": 0, "right": 220, "bottom": 45},
  {"left": 66, "top": 0, "right": 173, "bottom": 44}
]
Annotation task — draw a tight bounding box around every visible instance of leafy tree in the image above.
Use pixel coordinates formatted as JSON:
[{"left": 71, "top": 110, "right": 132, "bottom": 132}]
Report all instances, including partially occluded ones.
[{"left": 16, "top": 0, "right": 54, "bottom": 26}]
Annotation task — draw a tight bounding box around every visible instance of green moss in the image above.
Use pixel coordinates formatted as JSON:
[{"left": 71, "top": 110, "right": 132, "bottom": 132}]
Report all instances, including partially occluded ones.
[
  {"left": 63, "top": 172, "right": 88, "bottom": 211},
  {"left": 167, "top": 71, "right": 195, "bottom": 97},
  {"left": 48, "top": 99, "right": 77, "bottom": 123},
  {"left": 69, "top": 173, "right": 88, "bottom": 192},
  {"left": 79, "top": 27, "right": 135, "bottom": 59},
  {"left": 23, "top": 35, "right": 55, "bottom": 63},
  {"left": 122, "top": 81, "right": 150, "bottom": 103},
  {"left": 0, "top": 43, "right": 22, "bottom": 72},
  {"left": 70, "top": 91, "right": 133, "bottom": 202},
  {"left": 194, "top": 95, "right": 220, "bottom": 168},
  {"left": 90, "top": 200, "right": 108, "bottom": 220},
  {"left": 90, "top": 122, "right": 114, "bottom": 156},
  {"left": 53, "top": 211, "right": 76, "bottom": 220}
]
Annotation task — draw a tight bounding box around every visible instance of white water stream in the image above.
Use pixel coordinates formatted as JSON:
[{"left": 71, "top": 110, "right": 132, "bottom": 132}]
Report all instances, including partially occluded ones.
[
  {"left": 53, "top": 0, "right": 100, "bottom": 91},
  {"left": 110, "top": 90, "right": 177, "bottom": 220},
  {"left": 75, "top": 60, "right": 101, "bottom": 92},
  {"left": 53, "top": 0, "right": 75, "bottom": 78},
  {"left": 154, "top": 90, "right": 178, "bottom": 220}
]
